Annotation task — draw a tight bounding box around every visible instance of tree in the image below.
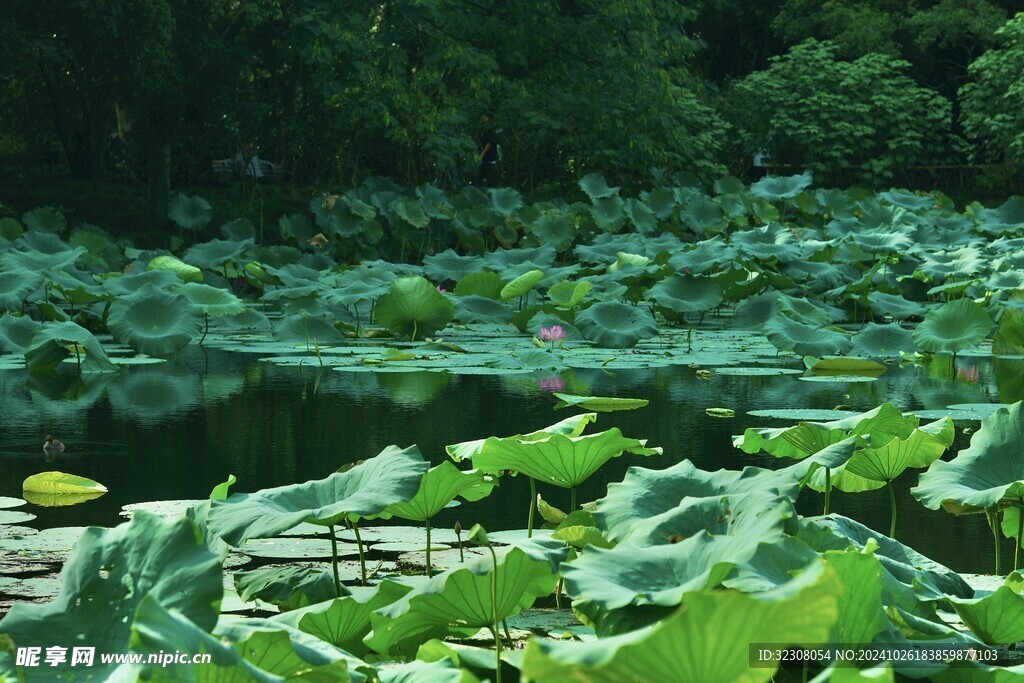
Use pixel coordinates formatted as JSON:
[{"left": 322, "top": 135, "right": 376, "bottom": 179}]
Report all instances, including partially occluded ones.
[
  {"left": 959, "top": 12, "right": 1024, "bottom": 169},
  {"left": 726, "top": 40, "right": 953, "bottom": 185}
]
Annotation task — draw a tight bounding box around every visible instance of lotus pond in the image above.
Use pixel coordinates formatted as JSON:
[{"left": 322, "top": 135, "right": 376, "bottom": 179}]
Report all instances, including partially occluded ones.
[{"left": 4, "top": 174, "right": 1024, "bottom": 681}]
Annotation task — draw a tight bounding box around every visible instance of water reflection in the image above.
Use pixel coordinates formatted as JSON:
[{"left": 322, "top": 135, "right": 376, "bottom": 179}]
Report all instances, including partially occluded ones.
[{"left": 0, "top": 348, "right": 1022, "bottom": 574}]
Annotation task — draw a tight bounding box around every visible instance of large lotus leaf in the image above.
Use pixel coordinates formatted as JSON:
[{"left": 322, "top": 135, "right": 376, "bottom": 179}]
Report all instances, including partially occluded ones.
[
  {"left": 174, "top": 282, "right": 246, "bottom": 318},
  {"left": 272, "top": 311, "right": 346, "bottom": 345},
  {"left": 623, "top": 198, "right": 657, "bottom": 234},
  {"left": 208, "top": 445, "right": 430, "bottom": 545},
  {"left": 0, "top": 512, "right": 222, "bottom": 682},
  {"left": 645, "top": 275, "right": 723, "bottom": 314},
  {"left": 736, "top": 404, "right": 918, "bottom": 459},
  {"left": 579, "top": 173, "right": 619, "bottom": 200},
  {"left": 234, "top": 565, "right": 337, "bottom": 611},
  {"left": 280, "top": 212, "right": 320, "bottom": 243},
  {"left": 912, "top": 298, "right": 993, "bottom": 354},
  {"left": 867, "top": 291, "right": 926, "bottom": 320},
  {"left": 23, "top": 471, "right": 106, "bottom": 494},
  {"left": 679, "top": 195, "right": 728, "bottom": 233},
  {"left": 575, "top": 302, "right": 657, "bottom": 349},
  {"left": 422, "top": 250, "right": 486, "bottom": 283},
  {"left": 919, "top": 247, "right": 985, "bottom": 282},
  {"left": 453, "top": 295, "right": 513, "bottom": 324},
  {"left": 388, "top": 197, "right": 430, "bottom": 228},
  {"left": 474, "top": 428, "right": 660, "bottom": 488},
  {"left": 851, "top": 323, "right": 918, "bottom": 357},
  {"left": 377, "top": 276, "right": 455, "bottom": 340},
  {"left": 970, "top": 196, "right": 1024, "bottom": 236},
  {"left": 108, "top": 284, "right": 204, "bottom": 356},
  {"left": 489, "top": 187, "right": 523, "bottom": 217},
  {"left": 184, "top": 238, "right": 254, "bottom": 270},
  {"left": 750, "top": 172, "right": 813, "bottom": 201},
  {"left": 732, "top": 225, "right": 801, "bottom": 263},
  {"left": 521, "top": 559, "right": 840, "bottom": 683},
  {"left": 820, "top": 547, "right": 888, "bottom": 646},
  {"left": 851, "top": 230, "right": 914, "bottom": 255},
  {"left": 546, "top": 280, "right": 592, "bottom": 309},
  {"left": 912, "top": 402, "right": 1024, "bottom": 513},
  {"left": 377, "top": 657, "right": 481, "bottom": 683},
  {"left": 220, "top": 217, "right": 257, "bottom": 241},
  {"left": 445, "top": 413, "right": 597, "bottom": 463},
  {"left": 0, "top": 245, "right": 86, "bottom": 274},
  {"left": 22, "top": 206, "right": 66, "bottom": 233},
  {"left": 946, "top": 572, "right": 1024, "bottom": 645},
  {"left": 453, "top": 271, "right": 504, "bottom": 299},
  {"left": 272, "top": 581, "right": 411, "bottom": 657},
  {"left": 842, "top": 422, "right": 953, "bottom": 484},
  {"left": 778, "top": 294, "right": 846, "bottom": 325},
  {"left": 147, "top": 254, "right": 203, "bottom": 282},
  {"left": 564, "top": 533, "right": 742, "bottom": 636},
  {"left": 168, "top": 193, "right": 213, "bottom": 231},
  {"left": 590, "top": 196, "right": 625, "bottom": 232},
  {"left": 364, "top": 538, "right": 566, "bottom": 655},
  {"left": 0, "top": 216, "right": 23, "bottom": 239},
  {"left": 24, "top": 320, "right": 118, "bottom": 373},
  {"left": 0, "top": 314, "right": 41, "bottom": 353},
  {"left": 668, "top": 237, "right": 737, "bottom": 274},
  {"left": 384, "top": 462, "right": 494, "bottom": 522},
  {"left": 130, "top": 597, "right": 362, "bottom": 682},
  {"left": 0, "top": 270, "right": 43, "bottom": 311},
  {"left": 764, "top": 315, "right": 852, "bottom": 357}
]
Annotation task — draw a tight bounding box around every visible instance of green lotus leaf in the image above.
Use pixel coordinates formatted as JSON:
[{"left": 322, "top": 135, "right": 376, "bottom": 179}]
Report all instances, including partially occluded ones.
[
  {"left": 422, "top": 250, "right": 486, "bottom": 284},
  {"left": 131, "top": 597, "right": 362, "bottom": 681},
  {"left": 679, "top": 195, "right": 728, "bottom": 234},
  {"left": 453, "top": 271, "right": 504, "bottom": 299},
  {"left": 808, "top": 357, "right": 887, "bottom": 375},
  {"left": 851, "top": 230, "right": 914, "bottom": 255},
  {"left": 579, "top": 173, "right": 618, "bottom": 200},
  {"left": 23, "top": 471, "right": 106, "bottom": 495},
  {"left": 521, "top": 559, "right": 840, "bottom": 683},
  {"left": 272, "top": 581, "right": 412, "bottom": 657},
  {"left": 174, "top": 282, "right": 246, "bottom": 318},
  {"left": 668, "top": 237, "right": 737, "bottom": 274},
  {"left": 750, "top": 172, "right": 813, "bottom": 201},
  {"left": 184, "top": 238, "right": 253, "bottom": 270},
  {"left": 866, "top": 292, "right": 926, "bottom": 320},
  {"left": 575, "top": 302, "right": 658, "bottom": 349},
  {"left": 0, "top": 245, "right": 86, "bottom": 274},
  {"left": 820, "top": 547, "right": 888, "bottom": 646},
  {"left": 108, "top": 284, "right": 204, "bottom": 357},
  {"left": 489, "top": 187, "right": 523, "bottom": 217},
  {"left": 272, "top": 311, "right": 346, "bottom": 345},
  {"left": 377, "top": 276, "right": 455, "bottom": 340},
  {"left": 591, "top": 196, "right": 625, "bottom": 232},
  {"left": 842, "top": 422, "right": 953, "bottom": 485},
  {"left": 732, "top": 225, "right": 801, "bottom": 263},
  {"left": 364, "top": 538, "right": 567, "bottom": 655},
  {"left": 0, "top": 270, "right": 43, "bottom": 311},
  {"left": 645, "top": 275, "right": 723, "bottom": 314},
  {"left": 167, "top": 193, "right": 213, "bottom": 231},
  {"left": 453, "top": 295, "right": 513, "bottom": 324},
  {"left": 147, "top": 254, "right": 203, "bottom": 282},
  {"left": 378, "top": 657, "right": 481, "bottom": 683},
  {"left": 446, "top": 413, "right": 597, "bottom": 462},
  {"left": 552, "top": 394, "right": 648, "bottom": 412},
  {"left": 474, "top": 428, "right": 661, "bottom": 489},
  {"left": 0, "top": 216, "right": 23, "bottom": 239},
  {"left": 219, "top": 216, "right": 256, "bottom": 241},
  {"left": 208, "top": 445, "right": 430, "bottom": 544},
  {"left": 547, "top": 280, "right": 592, "bottom": 309},
  {"left": 388, "top": 197, "right": 430, "bottom": 229},
  {"left": 0, "top": 512, "right": 222, "bottom": 681},
  {"left": 851, "top": 323, "right": 918, "bottom": 357},
  {"left": 942, "top": 572, "right": 1024, "bottom": 645},
  {"left": 912, "top": 298, "right": 993, "bottom": 354},
  {"left": 0, "top": 314, "right": 39, "bottom": 354},
  {"left": 233, "top": 565, "right": 338, "bottom": 611},
  {"left": 384, "top": 462, "right": 494, "bottom": 522},
  {"left": 912, "top": 401, "right": 1024, "bottom": 514},
  {"left": 500, "top": 269, "right": 544, "bottom": 301},
  {"left": 280, "top": 212, "right": 320, "bottom": 242},
  {"left": 24, "top": 320, "right": 118, "bottom": 373},
  {"left": 764, "top": 315, "right": 853, "bottom": 357},
  {"left": 22, "top": 206, "right": 66, "bottom": 233},
  {"left": 623, "top": 198, "right": 657, "bottom": 234}
]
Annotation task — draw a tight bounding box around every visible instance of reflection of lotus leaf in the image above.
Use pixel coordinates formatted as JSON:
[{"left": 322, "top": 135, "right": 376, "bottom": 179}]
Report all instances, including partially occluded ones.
[
  {"left": 107, "top": 367, "right": 203, "bottom": 422},
  {"left": 108, "top": 284, "right": 204, "bottom": 356},
  {"left": 22, "top": 491, "right": 105, "bottom": 507},
  {"left": 377, "top": 370, "right": 449, "bottom": 406}
]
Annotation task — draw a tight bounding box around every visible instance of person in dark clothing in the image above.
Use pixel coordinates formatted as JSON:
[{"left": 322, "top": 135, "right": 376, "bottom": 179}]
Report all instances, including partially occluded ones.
[{"left": 476, "top": 113, "right": 499, "bottom": 186}]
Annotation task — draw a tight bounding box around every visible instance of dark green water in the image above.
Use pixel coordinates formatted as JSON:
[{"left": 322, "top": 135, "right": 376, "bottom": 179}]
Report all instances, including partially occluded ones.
[{"left": 1, "top": 347, "right": 1022, "bottom": 575}]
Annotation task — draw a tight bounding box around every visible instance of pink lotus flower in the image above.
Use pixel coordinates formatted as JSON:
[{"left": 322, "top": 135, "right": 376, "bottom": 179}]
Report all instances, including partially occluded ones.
[
  {"left": 435, "top": 285, "right": 446, "bottom": 294},
  {"left": 538, "top": 325, "right": 565, "bottom": 342}
]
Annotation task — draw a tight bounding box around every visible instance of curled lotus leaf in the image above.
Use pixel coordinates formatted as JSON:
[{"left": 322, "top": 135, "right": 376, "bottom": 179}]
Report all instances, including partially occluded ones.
[{"left": 107, "top": 284, "right": 204, "bottom": 357}]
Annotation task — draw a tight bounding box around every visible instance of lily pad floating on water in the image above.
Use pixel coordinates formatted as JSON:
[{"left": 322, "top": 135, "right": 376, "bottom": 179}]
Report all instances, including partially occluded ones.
[
  {"left": 0, "top": 497, "right": 26, "bottom": 510},
  {"left": 0, "top": 510, "right": 36, "bottom": 525},
  {"left": 746, "top": 409, "right": 862, "bottom": 421},
  {"left": 552, "top": 393, "right": 649, "bottom": 412},
  {"left": 241, "top": 537, "right": 360, "bottom": 560},
  {"left": 705, "top": 408, "right": 736, "bottom": 418},
  {"left": 806, "top": 357, "right": 887, "bottom": 376},
  {"left": 120, "top": 499, "right": 206, "bottom": 519},
  {"left": 713, "top": 367, "right": 803, "bottom": 376},
  {"left": 23, "top": 471, "right": 107, "bottom": 495}
]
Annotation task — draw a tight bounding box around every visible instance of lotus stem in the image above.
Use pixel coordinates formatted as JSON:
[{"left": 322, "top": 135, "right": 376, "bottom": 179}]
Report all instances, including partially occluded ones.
[
  {"left": 455, "top": 521, "right": 465, "bottom": 563},
  {"left": 503, "top": 618, "right": 512, "bottom": 642},
  {"left": 425, "top": 517, "right": 433, "bottom": 578},
  {"left": 986, "top": 507, "right": 1002, "bottom": 576},
  {"left": 886, "top": 481, "right": 897, "bottom": 540},
  {"left": 570, "top": 486, "right": 577, "bottom": 512},
  {"left": 351, "top": 522, "right": 368, "bottom": 585},
  {"left": 328, "top": 524, "right": 341, "bottom": 597},
  {"left": 824, "top": 468, "right": 832, "bottom": 515},
  {"left": 199, "top": 312, "right": 209, "bottom": 345},
  {"left": 486, "top": 543, "right": 502, "bottom": 683},
  {"left": 412, "top": 320, "right": 418, "bottom": 343},
  {"left": 528, "top": 478, "right": 537, "bottom": 538},
  {"left": 1016, "top": 508, "right": 1024, "bottom": 571}
]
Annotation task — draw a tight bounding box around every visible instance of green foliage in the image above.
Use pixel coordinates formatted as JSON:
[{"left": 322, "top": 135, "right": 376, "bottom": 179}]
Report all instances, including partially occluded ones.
[
  {"left": 728, "top": 40, "right": 953, "bottom": 184},
  {"left": 960, "top": 13, "right": 1024, "bottom": 168}
]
